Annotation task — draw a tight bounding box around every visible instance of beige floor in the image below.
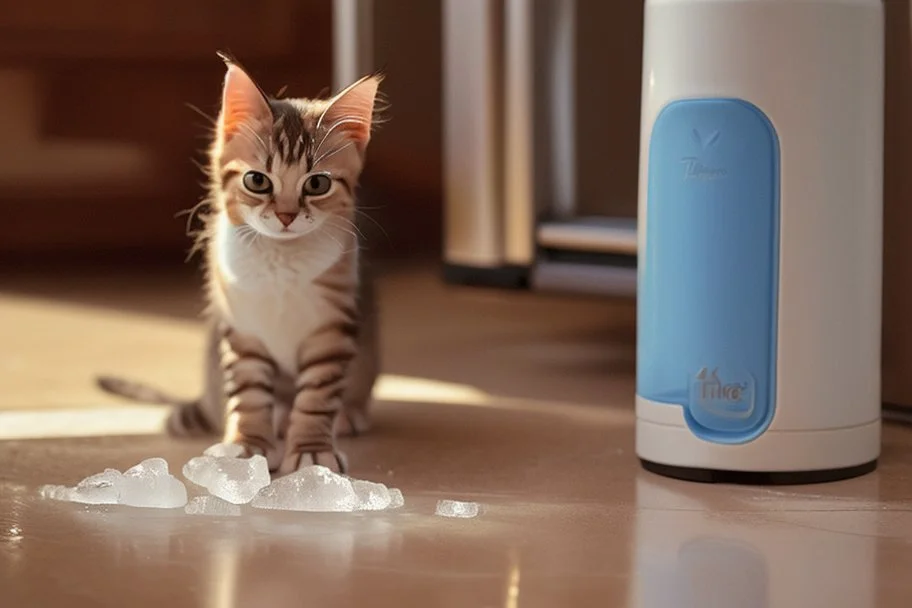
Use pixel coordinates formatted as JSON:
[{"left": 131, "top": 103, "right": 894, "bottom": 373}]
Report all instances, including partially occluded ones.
[{"left": 2, "top": 263, "right": 912, "bottom": 607}]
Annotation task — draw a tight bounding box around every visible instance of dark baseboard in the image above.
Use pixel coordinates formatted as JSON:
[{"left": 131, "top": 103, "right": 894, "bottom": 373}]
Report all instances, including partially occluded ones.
[{"left": 442, "top": 263, "right": 530, "bottom": 289}]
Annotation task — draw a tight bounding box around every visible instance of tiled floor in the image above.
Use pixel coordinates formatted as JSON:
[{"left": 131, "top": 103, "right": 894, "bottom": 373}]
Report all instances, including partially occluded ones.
[{"left": 2, "top": 263, "right": 912, "bottom": 607}]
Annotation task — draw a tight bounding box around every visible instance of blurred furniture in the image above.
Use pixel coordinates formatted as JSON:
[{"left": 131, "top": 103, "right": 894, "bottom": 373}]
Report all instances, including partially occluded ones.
[
  {"left": 440, "top": 0, "right": 640, "bottom": 295},
  {"left": 333, "top": 0, "right": 374, "bottom": 92}
]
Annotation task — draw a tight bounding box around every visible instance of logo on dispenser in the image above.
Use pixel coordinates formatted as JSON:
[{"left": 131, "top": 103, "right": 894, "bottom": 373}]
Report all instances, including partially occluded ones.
[
  {"left": 690, "top": 367, "right": 754, "bottom": 419},
  {"left": 681, "top": 128, "right": 726, "bottom": 180},
  {"left": 681, "top": 158, "right": 727, "bottom": 180}
]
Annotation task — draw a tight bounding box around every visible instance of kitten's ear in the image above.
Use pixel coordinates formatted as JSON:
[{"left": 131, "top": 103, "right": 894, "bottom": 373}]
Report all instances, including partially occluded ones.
[
  {"left": 217, "top": 54, "right": 273, "bottom": 142},
  {"left": 319, "top": 74, "right": 383, "bottom": 148}
]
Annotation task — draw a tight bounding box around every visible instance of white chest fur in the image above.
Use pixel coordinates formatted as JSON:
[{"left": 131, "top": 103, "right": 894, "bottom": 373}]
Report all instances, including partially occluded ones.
[{"left": 211, "top": 214, "right": 352, "bottom": 374}]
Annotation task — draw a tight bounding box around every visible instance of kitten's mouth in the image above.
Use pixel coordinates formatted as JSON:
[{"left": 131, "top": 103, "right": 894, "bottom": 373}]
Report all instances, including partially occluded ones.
[
  {"left": 266, "top": 229, "right": 304, "bottom": 241},
  {"left": 259, "top": 221, "right": 321, "bottom": 241}
]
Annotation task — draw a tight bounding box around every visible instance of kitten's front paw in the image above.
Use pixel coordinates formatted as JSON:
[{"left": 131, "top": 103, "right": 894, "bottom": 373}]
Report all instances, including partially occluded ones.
[
  {"left": 222, "top": 438, "right": 284, "bottom": 472},
  {"left": 333, "top": 409, "right": 372, "bottom": 438},
  {"left": 279, "top": 449, "right": 348, "bottom": 476}
]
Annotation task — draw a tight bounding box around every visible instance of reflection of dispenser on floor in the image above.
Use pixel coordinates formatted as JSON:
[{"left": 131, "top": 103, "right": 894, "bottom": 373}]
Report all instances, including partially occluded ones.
[
  {"left": 635, "top": 0, "right": 884, "bottom": 483},
  {"left": 629, "top": 474, "right": 879, "bottom": 608}
]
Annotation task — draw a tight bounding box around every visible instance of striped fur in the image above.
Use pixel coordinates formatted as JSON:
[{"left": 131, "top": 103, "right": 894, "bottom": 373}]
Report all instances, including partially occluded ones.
[{"left": 97, "top": 54, "right": 384, "bottom": 474}]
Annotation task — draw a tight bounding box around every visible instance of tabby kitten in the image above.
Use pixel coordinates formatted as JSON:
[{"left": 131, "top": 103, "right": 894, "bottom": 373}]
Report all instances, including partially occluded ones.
[{"left": 99, "top": 54, "right": 383, "bottom": 475}]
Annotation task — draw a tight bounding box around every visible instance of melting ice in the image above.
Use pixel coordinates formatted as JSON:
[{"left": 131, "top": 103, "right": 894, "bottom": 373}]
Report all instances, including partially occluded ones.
[
  {"left": 251, "top": 465, "right": 405, "bottom": 513},
  {"left": 435, "top": 499, "right": 480, "bottom": 519},
  {"left": 40, "top": 458, "right": 187, "bottom": 509},
  {"left": 183, "top": 451, "right": 270, "bottom": 505},
  {"left": 185, "top": 496, "right": 242, "bottom": 516}
]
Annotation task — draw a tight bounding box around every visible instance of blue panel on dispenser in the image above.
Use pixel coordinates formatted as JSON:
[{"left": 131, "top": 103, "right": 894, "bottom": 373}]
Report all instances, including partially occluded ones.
[{"left": 636, "top": 98, "right": 780, "bottom": 444}]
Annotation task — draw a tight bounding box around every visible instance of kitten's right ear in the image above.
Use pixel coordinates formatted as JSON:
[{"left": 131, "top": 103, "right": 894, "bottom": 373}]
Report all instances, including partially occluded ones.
[{"left": 217, "top": 53, "right": 272, "bottom": 142}]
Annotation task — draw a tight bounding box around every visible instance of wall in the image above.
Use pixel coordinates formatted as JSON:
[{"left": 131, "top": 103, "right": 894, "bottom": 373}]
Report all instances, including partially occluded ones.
[{"left": 882, "top": 0, "right": 912, "bottom": 407}]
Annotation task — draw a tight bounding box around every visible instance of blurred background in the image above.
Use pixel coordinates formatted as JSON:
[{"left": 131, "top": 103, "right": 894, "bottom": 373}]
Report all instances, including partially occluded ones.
[
  {"left": 0, "top": 0, "right": 440, "bottom": 264},
  {"left": 0, "top": 0, "right": 648, "bottom": 266}
]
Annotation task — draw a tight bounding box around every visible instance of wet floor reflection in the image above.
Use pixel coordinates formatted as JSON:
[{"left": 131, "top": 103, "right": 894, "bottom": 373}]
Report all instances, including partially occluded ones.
[
  {"left": 630, "top": 473, "right": 880, "bottom": 608},
  {"left": 19, "top": 499, "right": 408, "bottom": 607},
  {"left": 4, "top": 488, "right": 639, "bottom": 607}
]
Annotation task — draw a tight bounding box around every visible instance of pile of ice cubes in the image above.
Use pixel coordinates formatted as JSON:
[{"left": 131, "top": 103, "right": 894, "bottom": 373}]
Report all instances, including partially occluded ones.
[
  {"left": 40, "top": 443, "right": 407, "bottom": 515},
  {"left": 40, "top": 443, "right": 483, "bottom": 519}
]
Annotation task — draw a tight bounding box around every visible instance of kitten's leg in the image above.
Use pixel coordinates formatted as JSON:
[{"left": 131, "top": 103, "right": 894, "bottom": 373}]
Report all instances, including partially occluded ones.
[
  {"left": 281, "top": 324, "right": 356, "bottom": 475},
  {"left": 220, "top": 326, "right": 282, "bottom": 470},
  {"left": 335, "top": 262, "right": 379, "bottom": 438},
  {"left": 271, "top": 373, "right": 297, "bottom": 459},
  {"left": 194, "top": 319, "right": 228, "bottom": 435}
]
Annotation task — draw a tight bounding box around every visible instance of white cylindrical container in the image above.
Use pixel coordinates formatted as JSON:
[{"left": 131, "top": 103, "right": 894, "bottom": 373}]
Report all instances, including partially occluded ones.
[{"left": 635, "top": 0, "right": 884, "bottom": 483}]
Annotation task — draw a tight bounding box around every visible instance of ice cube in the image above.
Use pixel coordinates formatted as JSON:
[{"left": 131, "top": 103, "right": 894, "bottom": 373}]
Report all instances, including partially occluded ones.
[
  {"left": 40, "top": 458, "right": 187, "bottom": 509},
  {"left": 352, "top": 479, "right": 392, "bottom": 511},
  {"left": 118, "top": 458, "right": 188, "bottom": 509},
  {"left": 183, "top": 454, "right": 270, "bottom": 505},
  {"left": 68, "top": 469, "right": 122, "bottom": 504},
  {"left": 388, "top": 488, "right": 405, "bottom": 509},
  {"left": 41, "top": 472, "right": 124, "bottom": 504},
  {"left": 435, "top": 499, "right": 480, "bottom": 519},
  {"left": 185, "top": 496, "right": 242, "bottom": 517},
  {"left": 251, "top": 465, "right": 360, "bottom": 512},
  {"left": 204, "top": 442, "right": 246, "bottom": 459}
]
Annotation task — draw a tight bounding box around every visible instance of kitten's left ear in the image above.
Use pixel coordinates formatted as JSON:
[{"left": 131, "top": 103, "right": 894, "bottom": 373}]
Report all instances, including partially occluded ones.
[
  {"left": 318, "top": 74, "right": 383, "bottom": 149},
  {"left": 217, "top": 52, "right": 273, "bottom": 142}
]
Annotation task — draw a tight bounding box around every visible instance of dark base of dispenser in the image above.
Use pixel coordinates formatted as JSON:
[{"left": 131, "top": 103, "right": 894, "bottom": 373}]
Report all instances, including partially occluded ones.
[{"left": 640, "top": 458, "right": 878, "bottom": 485}]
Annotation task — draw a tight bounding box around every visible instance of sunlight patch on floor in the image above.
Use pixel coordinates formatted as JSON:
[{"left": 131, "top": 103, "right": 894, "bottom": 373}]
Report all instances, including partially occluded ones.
[
  {"left": 376, "top": 374, "right": 633, "bottom": 425},
  {"left": 0, "top": 375, "right": 631, "bottom": 440},
  {"left": 0, "top": 405, "right": 169, "bottom": 440}
]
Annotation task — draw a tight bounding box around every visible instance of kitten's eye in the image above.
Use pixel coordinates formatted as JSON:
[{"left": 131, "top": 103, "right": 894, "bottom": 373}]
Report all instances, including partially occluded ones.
[
  {"left": 242, "top": 171, "right": 273, "bottom": 194},
  {"left": 303, "top": 173, "right": 333, "bottom": 197}
]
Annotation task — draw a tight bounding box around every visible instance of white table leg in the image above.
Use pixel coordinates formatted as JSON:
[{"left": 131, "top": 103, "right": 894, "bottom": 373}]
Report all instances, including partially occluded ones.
[
  {"left": 332, "top": 0, "right": 374, "bottom": 91},
  {"left": 504, "top": 0, "right": 535, "bottom": 266},
  {"left": 442, "top": 0, "right": 505, "bottom": 270}
]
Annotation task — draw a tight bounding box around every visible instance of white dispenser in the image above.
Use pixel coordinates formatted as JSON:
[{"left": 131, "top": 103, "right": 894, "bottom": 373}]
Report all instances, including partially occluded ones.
[{"left": 635, "top": 0, "right": 884, "bottom": 483}]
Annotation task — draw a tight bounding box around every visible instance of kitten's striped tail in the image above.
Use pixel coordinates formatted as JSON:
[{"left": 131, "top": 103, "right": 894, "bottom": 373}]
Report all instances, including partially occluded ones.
[{"left": 95, "top": 376, "right": 219, "bottom": 437}]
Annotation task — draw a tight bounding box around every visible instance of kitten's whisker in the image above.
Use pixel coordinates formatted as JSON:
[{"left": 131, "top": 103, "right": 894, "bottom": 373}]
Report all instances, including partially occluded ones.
[
  {"left": 335, "top": 218, "right": 367, "bottom": 241},
  {"left": 238, "top": 123, "right": 269, "bottom": 154},
  {"left": 236, "top": 130, "right": 266, "bottom": 155},
  {"left": 322, "top": 230, "right": 351, "bottom": 253},
  {"left": 244, "top": 227, "right": 260, "bottom": 248},
  {"left": 336, "top": 225, "right": 361, "bottom": 239},
  {"left": 176, "top": 199, "right": 211, "bottom": 235},
  {"left": 314, "top": 116, "right": 367, "bottom": 153},
  {"left": 311, "top": 141, "right": 354, "bottom": 168},
  {"left": 189, "top": 157, "right": 211, "bottom": 175},
  {"left": 353, "top": 209, "right": 390, "bottom": 241},
  {"left": 184, "top": 102, "right": 217, "bottom": 125},
  {"left": 313, "top": 117, "right": 368, "bottom": 156},
  {"left": 333, "top": 228, "right": 360, "bottom": 245},
  {"left": 235, "top": 224, "right": 257, "bottom": 248}
]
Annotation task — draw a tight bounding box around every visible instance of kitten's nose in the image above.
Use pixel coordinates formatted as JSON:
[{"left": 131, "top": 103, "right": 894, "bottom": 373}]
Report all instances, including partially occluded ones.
[{"left": 276, "top": 212, "right": 297, "bottom": 227}]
